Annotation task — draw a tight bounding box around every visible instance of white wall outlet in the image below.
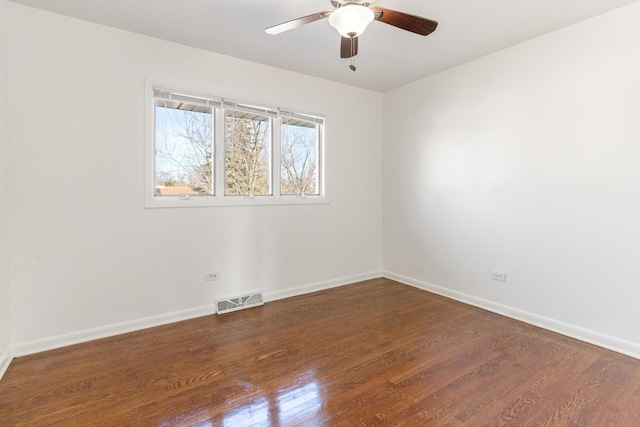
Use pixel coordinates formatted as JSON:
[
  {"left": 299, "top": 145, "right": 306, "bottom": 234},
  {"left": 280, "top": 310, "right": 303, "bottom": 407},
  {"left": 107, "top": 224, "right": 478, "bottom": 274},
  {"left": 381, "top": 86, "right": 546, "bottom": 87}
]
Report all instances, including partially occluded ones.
[
  {"left": 205, "top": 271, "right": 220, "bottom": 281},
  {"left": 491, "top": 270, "right": 507, "bottom": 282}
]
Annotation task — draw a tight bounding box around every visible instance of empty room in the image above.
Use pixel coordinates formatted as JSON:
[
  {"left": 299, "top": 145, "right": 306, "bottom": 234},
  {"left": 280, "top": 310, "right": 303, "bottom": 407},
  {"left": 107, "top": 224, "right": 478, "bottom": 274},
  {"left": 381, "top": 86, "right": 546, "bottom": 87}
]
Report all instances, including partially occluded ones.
[{"left": 1, "top": 0, "right": 640, "bottom": 425}]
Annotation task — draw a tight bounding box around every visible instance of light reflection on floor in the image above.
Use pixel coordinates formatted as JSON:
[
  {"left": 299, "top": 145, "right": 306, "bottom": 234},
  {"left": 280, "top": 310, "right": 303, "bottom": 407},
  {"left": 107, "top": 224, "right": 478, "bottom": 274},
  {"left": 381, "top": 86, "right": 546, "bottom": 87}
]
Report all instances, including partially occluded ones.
[
  {"left": 222, "top": 396, "right": 270, "bottom": 427},
  {"left": 277, "top": 381, "right": 322, "bottom": 423},
  {"left": 220, "top": 377, "right": 322, "bottom": 426},
  {"left": 157, "top": 373, "right": 323, "bottom": 426}
]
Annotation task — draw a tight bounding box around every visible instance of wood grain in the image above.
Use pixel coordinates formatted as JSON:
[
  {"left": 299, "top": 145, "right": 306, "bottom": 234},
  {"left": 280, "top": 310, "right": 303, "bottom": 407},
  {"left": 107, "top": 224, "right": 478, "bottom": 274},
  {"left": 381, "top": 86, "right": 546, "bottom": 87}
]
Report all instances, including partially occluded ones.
[{"left": 1, "top": 278, "right": 639, "bottom": 426}]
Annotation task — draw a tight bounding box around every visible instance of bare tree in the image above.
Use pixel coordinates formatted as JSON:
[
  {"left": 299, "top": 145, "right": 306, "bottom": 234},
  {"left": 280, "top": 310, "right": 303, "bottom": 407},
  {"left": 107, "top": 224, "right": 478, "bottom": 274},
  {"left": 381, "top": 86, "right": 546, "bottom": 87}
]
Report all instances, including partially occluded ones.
[
  {"left": 224, "top": 115, "right": 271, "bottom": 196},
  {"left": 280, "top": 122, "right": 318, "bottom": 195},
  {"left": 155, "top": 108, "right": 213, "bottom": 194},
  {"left": 155, "top": 106, "right": 318, "bottom": 198}
]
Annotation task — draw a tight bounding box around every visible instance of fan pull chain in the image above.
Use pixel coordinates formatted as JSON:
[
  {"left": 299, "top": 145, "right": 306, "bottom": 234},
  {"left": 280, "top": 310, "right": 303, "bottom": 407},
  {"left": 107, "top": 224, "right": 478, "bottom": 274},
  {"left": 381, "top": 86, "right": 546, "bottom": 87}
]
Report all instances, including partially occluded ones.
[{"left": 349, "top": 36, "right": 356, "bottom": 72}]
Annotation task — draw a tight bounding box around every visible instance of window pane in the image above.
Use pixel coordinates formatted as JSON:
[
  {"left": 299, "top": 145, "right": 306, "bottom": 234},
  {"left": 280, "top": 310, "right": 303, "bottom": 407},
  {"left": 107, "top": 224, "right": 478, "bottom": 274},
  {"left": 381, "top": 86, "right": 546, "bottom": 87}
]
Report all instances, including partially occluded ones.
[
  {"left": 154, "top": 101, "right": 214, "bottom": 197},
  {"left": 280, "top": 118, "right": 319, "bottom": 196},
  {"left": 224, "top": 110, "right": 272, "bottom": 196}
]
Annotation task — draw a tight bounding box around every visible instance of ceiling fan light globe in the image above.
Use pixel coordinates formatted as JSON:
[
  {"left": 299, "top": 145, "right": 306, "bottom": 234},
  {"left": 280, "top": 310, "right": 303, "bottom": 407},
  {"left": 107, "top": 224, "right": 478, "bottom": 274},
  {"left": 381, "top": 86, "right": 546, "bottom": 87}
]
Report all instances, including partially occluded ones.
[{"left": 328, "top": 5, "right": 375, "bottom": 38}]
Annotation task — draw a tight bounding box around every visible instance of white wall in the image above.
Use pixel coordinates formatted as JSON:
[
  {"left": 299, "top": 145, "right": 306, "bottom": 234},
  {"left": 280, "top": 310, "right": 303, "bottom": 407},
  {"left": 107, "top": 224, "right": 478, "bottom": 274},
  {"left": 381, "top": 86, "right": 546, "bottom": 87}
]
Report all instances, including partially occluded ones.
[
  {"left": 0, "top": 0, "right": 12, "bottom": 376},
  {"left": 8, "top": 5, "right": 383, "bottom": 354},
  {"left": 383, "top": 2, "right": 640, "bottom": 357}
]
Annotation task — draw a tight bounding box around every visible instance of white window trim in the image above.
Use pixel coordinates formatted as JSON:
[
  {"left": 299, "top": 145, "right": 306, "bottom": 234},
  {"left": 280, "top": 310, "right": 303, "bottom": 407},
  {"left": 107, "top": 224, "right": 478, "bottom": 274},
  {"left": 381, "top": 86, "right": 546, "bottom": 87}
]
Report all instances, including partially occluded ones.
[{"left": 144, "top": 79, "right": 327, "bottom": 208}]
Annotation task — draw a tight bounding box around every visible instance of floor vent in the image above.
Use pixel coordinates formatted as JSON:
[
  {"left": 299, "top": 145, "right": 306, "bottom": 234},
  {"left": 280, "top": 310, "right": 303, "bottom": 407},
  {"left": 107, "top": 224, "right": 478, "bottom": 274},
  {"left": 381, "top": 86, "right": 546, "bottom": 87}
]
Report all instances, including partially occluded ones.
[{"left": 216, "top": 293, "right": 264, "bottom": 315}]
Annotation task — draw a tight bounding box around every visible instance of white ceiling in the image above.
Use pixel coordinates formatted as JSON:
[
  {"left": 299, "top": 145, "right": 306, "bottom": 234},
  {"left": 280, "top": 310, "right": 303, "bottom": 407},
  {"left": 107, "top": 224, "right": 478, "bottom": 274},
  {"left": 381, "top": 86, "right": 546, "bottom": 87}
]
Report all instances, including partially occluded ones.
[{"left": 10, "top": 0, "right": 640, "bottom": 92}]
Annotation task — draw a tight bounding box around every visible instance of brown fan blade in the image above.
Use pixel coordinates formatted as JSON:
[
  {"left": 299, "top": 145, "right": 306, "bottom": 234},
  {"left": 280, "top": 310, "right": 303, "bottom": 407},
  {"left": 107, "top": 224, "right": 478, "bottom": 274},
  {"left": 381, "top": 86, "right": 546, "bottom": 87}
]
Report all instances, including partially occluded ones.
[
  {"left": 371, "top": 6, "right": 438, "bottom": 36},
  {"left": 340, "top": 36, "right": 359, "bottom": 58},
  {"left": 265, "top": 11, "right": 331, "bottom": 35}
]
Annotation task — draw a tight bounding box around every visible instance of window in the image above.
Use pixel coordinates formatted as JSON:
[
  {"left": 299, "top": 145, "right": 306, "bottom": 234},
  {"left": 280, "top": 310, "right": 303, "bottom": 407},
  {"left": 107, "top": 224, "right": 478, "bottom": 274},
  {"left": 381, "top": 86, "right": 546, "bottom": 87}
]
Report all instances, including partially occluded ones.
[{"left": 145, "top": 83, "right": 325, "bottom": 207}]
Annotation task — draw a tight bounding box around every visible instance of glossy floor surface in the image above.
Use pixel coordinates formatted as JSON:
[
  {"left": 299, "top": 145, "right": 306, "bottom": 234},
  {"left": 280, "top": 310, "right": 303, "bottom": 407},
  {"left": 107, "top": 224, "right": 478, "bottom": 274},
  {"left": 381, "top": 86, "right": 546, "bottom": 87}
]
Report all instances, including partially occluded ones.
[{"left": 1, "top": 279, "right": 640, "bottom": 426}]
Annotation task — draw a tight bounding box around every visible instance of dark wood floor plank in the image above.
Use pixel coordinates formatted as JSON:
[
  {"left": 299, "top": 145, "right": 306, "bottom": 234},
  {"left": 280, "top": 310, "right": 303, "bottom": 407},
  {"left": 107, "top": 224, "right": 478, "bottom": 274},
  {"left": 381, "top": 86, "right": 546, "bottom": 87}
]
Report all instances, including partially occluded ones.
[{"left": 1, "top": 278, "right": 639, "bottom": 426}]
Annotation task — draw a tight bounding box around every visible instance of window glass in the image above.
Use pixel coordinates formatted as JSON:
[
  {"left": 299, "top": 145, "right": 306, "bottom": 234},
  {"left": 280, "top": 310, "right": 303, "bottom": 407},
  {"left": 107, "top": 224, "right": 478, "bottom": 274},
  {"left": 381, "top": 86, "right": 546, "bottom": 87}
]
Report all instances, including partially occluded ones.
[
  {"left": 154, "top": 100, "right": 214, "bottom": 197},
  {"left": 224, "top": 110, "right": 272, "bottom": 196},
  {"left": 280, "top": 117, "right": 319, "bottom": 196}
]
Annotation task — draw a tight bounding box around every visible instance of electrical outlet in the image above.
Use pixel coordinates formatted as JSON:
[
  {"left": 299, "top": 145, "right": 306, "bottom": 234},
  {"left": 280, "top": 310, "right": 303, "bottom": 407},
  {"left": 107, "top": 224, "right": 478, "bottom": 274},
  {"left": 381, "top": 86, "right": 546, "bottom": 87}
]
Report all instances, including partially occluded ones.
[
  {"left": 205, "top": 271, "right": 220, "bottom": 281},
  {"left": 491, "top": 270, "right": 507, "bottom": 282}
]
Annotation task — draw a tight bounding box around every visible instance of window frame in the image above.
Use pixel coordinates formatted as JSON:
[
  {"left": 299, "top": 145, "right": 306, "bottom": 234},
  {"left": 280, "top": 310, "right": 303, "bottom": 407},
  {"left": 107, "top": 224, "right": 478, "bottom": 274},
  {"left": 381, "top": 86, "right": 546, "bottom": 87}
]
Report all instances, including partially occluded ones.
[{"left": 145, "top": 80, "right": 326, "bottom": 208}]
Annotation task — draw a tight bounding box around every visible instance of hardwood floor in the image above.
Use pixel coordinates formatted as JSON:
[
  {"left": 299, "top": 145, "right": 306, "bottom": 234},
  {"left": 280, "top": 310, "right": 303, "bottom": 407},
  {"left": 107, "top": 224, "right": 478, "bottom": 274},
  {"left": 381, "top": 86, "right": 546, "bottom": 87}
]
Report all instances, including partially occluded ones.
[{"left": 1, "top": 278, "right": 640, "bottom": 426}]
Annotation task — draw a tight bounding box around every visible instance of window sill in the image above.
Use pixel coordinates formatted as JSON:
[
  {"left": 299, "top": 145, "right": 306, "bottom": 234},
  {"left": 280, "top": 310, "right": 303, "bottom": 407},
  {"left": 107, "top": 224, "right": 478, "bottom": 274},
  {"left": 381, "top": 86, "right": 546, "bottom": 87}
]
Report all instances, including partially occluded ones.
[{"left": 144, "top": 195, "right": 329, "bottom": 209}]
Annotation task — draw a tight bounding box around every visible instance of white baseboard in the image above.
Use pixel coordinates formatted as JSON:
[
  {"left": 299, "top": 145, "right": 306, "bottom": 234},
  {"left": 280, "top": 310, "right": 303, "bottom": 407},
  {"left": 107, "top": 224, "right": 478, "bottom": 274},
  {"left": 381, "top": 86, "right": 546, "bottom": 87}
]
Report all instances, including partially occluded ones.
[
  {"left": 10, "top": 270, "right": 637, "bottom": 369},
  {"left": 263, "top": 271, "right": 383, "bottom": 302},
  {"left": 12, "top": 271, "right": 384, "bottom": 357},
  {"left": 384, "top": 271, "right": 640, "bottom": 360},
  {"left": 0, "top": 346, "right": 12, "bottom": 381},
  {"left": 12, "top": 304, "right": 218, "bottom": 357}
]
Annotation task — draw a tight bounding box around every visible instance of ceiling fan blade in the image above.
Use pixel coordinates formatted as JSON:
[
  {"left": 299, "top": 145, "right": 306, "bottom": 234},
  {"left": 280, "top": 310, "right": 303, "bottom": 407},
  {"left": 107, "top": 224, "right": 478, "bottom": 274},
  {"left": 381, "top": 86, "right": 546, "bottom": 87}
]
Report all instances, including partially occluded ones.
[
  {"left": 340, "top": 36, "right": 358, "bottom": 58},
  {"left": 371, "top": 6, "right": 438, "bottom": 36},
  {"left": 265, "top": 11, "right": 332, "bottom": 35}
]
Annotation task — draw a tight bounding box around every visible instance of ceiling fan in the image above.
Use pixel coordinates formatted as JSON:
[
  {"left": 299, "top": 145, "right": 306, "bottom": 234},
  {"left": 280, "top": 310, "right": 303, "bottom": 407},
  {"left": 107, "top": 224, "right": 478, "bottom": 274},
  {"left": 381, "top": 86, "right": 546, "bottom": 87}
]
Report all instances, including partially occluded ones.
[{"left": 265, "top": 0, "right": 438, "bottom": 71}]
